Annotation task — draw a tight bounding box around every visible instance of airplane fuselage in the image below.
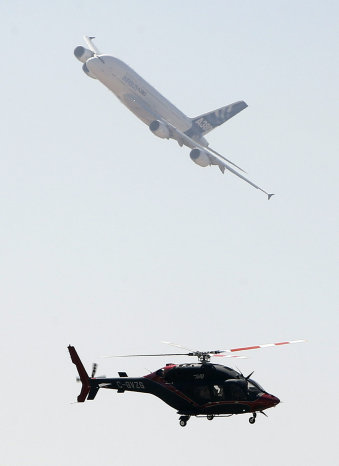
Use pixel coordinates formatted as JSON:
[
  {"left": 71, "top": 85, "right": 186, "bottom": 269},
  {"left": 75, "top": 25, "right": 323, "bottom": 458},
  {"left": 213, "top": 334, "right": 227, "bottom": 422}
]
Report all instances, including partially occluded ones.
[{"left": 85, "top": 56, "right": 194, "bottom": 142}]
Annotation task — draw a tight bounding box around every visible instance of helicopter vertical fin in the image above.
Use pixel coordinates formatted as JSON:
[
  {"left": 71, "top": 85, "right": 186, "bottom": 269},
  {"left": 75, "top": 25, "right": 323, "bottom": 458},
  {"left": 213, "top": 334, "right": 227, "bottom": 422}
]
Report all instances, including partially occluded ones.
[{"left": 68, "top": 345, "right": 90, "bottom": 402}]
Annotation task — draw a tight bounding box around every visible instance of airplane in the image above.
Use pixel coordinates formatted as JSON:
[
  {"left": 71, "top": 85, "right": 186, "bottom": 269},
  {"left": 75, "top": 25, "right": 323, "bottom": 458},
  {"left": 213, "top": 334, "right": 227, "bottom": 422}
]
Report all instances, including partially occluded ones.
[
  {"left": 68, "top": 339, "right": 305, "bottom": 426},
  {"left": 74, "top": 36, "right": 274, "bottom": 199}
]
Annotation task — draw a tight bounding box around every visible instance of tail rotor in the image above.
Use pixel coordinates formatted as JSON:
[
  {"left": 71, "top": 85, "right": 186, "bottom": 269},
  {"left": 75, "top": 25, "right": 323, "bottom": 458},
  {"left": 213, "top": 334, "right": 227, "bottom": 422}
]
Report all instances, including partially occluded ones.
[{"left": 91, "top": 363, "right": 98, "bottom": 378}]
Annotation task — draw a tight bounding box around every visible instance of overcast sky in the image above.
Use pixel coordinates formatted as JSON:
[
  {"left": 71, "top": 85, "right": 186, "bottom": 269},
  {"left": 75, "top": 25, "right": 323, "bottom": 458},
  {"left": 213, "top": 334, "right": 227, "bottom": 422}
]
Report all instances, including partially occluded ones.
[{"left": 1, "top": 1, "right": 338, "bottom": 465}]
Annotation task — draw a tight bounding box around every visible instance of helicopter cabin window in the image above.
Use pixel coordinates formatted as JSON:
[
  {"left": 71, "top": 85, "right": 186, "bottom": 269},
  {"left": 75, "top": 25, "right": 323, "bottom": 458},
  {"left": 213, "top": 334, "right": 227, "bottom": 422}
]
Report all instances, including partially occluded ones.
[{"left": 213, "top": 385, "right": 224, "bottom": 399}]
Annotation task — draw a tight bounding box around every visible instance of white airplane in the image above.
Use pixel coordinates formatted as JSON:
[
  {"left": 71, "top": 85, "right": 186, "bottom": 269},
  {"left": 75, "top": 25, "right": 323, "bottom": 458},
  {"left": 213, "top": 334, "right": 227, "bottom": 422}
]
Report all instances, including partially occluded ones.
[{"left": 74, "top": 36, "right": 274, "bottom": 199}]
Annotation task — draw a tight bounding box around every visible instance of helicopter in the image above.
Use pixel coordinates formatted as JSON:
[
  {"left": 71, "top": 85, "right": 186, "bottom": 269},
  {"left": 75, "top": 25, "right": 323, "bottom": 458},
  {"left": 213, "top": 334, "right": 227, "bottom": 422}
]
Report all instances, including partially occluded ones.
[{"left": 68, "top": 339, "right": 305, "bottom": 427}]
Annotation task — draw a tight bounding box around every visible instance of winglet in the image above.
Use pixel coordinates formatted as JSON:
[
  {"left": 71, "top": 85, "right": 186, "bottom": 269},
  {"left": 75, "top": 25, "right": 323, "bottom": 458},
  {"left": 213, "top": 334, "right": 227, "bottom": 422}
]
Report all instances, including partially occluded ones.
[
  {"left": 267, "top": 194, "right": 274, "bottom": 200},
  {"left": 83, "top": 35, "right": 101, "bottom": 55}
]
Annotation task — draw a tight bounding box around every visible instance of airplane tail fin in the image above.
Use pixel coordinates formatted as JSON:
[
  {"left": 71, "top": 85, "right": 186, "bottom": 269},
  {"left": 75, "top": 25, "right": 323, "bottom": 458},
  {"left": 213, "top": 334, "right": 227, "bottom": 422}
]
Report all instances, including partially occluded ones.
[
  {"left": 68, "top": 345, "right": 91, "bottom": 402},
  {"left": 188, "top": 101, "right": 248, "bottom": 138}
]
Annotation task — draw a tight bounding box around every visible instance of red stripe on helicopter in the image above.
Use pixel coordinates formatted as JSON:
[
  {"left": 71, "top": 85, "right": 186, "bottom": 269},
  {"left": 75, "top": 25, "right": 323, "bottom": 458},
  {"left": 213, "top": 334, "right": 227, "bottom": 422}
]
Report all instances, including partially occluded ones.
[{"left": 230, "top": 346, "right": 261, "bottom": 352}]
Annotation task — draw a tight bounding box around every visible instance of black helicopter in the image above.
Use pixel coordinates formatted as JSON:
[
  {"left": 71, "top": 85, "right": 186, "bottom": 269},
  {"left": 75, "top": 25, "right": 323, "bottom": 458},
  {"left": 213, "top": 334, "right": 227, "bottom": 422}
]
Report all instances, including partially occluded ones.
[{"left": 68, "top": 339, "right": 305, "bottom": 427}]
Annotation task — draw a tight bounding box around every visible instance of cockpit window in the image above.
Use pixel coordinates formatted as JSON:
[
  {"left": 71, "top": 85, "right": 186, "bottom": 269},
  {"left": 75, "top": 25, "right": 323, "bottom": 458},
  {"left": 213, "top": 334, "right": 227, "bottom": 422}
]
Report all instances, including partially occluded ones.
[{"left": 248, "top": 378, "right": 265, "bottom": 392}]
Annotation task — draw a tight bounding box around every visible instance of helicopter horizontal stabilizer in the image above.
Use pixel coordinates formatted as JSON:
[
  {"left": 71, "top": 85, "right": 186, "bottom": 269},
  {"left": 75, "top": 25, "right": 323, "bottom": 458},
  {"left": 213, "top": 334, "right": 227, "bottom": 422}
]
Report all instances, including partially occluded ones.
[{"left": 87, "top": 386, "right": 100, "bottom": 400}]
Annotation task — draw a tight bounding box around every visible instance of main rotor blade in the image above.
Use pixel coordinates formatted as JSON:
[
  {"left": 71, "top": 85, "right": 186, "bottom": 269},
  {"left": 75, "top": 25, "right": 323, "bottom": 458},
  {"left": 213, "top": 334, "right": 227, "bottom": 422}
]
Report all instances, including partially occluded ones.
[
  {"left": 104, "top": 352, "right": 189, "bottom": 358},
  {"left": 161, "top": 341, "right": 197, "bottom": 352},
  {"left": 161, "top": 342, "right": 247, "bottom": 358},
  {"left": 220, "top": 339, "right": 306, "bottom": 354},
  {"left": 213, "top": 355, "right": 248, "bottom": 359}
]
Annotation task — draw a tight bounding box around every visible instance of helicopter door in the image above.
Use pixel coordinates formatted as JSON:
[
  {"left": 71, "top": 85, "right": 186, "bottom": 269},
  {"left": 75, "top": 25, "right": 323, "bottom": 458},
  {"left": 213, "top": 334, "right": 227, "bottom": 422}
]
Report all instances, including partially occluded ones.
[{"left": 191, "top": 385, "right": 212, "bottom": 403}]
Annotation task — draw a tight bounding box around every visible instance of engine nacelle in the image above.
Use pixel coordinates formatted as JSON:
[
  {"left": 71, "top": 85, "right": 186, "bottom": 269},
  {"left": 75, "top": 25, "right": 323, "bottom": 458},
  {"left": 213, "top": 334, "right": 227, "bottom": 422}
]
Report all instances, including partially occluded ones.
[
  {"left": 149, "top": 120, "right": 170, "bottom": 139},
  {"left": 74, "top": 46, "right": 94, "bottom": 64},
  {"left": 190, "top": 148, "right": 210, "bottom": 167},
  {"left": 82, "top": 62, "right": 97, "bottom": 79}
]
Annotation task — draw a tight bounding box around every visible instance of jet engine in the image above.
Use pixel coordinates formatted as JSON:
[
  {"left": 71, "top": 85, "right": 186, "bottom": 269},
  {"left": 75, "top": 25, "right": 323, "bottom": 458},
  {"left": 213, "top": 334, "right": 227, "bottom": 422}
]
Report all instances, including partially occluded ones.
[
  {"left": 74, "top": 46, "right": 94, "bottom": 64},
  {"left": 82, "top": 62, "right": 96, "bottom": 79},
  {"left": 149, "top": 120, "right": 170, "bottom": 139},
  {"left": 190, "top": 148, "right": 210, "bottom": 167}
]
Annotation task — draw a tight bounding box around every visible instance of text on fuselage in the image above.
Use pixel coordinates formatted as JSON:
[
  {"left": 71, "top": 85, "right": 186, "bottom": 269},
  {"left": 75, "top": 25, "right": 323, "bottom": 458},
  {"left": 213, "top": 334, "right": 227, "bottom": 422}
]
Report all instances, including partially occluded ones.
[
  {"left": 117, "top": 381, "right": 145, "bottom": 390},
  {"left": 122, "top": 75, "right": 147, "bottom": 97}
]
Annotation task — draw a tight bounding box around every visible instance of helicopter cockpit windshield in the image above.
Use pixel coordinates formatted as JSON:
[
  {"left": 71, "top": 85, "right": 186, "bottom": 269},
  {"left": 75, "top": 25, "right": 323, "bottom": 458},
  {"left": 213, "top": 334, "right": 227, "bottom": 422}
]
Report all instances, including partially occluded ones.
[
  {"left": 247, "top": 379, "right": 266, "bottom": 393},
  {"left": 176, "top": 377, "right": 268, "bottom": 405}
]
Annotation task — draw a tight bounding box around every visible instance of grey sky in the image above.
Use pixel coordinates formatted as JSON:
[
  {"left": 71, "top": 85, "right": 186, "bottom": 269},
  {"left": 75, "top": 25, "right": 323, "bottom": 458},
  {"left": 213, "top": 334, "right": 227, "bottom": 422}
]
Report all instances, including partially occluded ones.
[{"left": 1, "top": 1, "right": 338, "bottom": 465}]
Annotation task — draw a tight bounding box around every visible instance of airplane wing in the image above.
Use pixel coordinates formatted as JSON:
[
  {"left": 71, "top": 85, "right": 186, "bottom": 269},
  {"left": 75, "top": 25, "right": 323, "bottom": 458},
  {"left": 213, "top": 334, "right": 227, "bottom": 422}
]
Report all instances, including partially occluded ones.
[{"left": 163, "top": 119, "right": 274, "bottom": 200}]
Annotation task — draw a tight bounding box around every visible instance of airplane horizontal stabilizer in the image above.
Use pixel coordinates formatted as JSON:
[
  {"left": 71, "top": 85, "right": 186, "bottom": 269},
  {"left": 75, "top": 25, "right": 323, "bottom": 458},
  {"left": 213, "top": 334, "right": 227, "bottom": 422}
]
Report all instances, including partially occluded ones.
[{"left": 187, "top": 101, "right": 248, "bottom": 138}]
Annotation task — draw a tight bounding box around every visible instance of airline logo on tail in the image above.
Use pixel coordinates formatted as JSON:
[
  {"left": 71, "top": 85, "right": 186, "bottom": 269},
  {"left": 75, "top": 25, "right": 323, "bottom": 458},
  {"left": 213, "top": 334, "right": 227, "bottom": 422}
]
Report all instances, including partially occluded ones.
[{"left": 187, "top": 101, "right": 248, "bottom": 138}]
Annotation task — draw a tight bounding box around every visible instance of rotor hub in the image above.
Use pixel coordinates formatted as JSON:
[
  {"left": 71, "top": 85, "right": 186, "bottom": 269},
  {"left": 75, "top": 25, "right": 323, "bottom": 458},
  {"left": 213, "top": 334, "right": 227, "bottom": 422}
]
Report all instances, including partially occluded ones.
[{"left": 189, "top": 352, "right": 212, "bottom": 362}]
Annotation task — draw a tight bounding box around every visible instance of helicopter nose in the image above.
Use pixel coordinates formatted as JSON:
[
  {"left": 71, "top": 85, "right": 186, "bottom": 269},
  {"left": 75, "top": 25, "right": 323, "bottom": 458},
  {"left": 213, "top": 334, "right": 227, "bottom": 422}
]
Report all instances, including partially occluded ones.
[
  {"left": 261, "top": 393, "right": 280, "bottom": 407},
  {"left": 270, "top": 394, "right": 280, "bottom": 406}
]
